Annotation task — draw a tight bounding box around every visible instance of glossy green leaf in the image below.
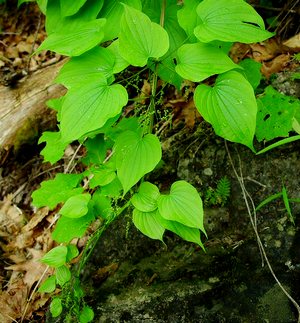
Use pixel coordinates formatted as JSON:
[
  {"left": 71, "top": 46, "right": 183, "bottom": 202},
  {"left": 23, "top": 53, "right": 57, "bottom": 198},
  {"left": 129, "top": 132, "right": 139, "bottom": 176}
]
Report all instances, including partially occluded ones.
[
  {"left": 66, "top": 244, "right": 79, "bottom": 262},
  {"left": 38, "top": 275, "right": 56, "bottom": 293},
  {"left": 60, "top": 194, "right": 91, "bottom": 218},
  {"left": 46, "top": 97, "right": 63, "bottom": 122},
  {"left": 143, "top": 0, "right": 186, "bottom": 88},
  {"left": 31, "top": 173, "right": 83, "bottom": 210},
  {"left": 107, "top": 40, "right": 130, "bottom": 74},
  {"left": 60, "top": 78, "right": 128, "bottom": 143},
  {"left": 101, "top": 177, "right": 123, "bottom": 197},
  {"left": 194, "top": 0, "right": 274, "bottom": 43},
  {"left": 175, "top": 43, "right": 239, "bottom": 82},
  {"left": 60, "top": 0, "right": 87, "bottom": 17},
  {"left": 239, "top": 59, "right": 262, "bottom": 90},
  {"left": 100, "top": 0, "right": 142, "bottom": 41},
  {"left": 131, "top": 182, "right": 160, "bottom": 212},
  {"left": 52, "top": 212, "right": 95, "bottom": 243},
  {"left": 50, "top": 298, "right": 63, "bottom": 318},
  {"left": 158, "top": 180, "right": 204, "bottom": 230},
  {"left": 157, "top": 214, "right": 204, "bottom": 248},
  {"left": 79, "top": 306, "right": 94, "bottom": 323},
  {"left": 194, "top": 71, "right": 257, "bottom": 149},
  {"left": 38, "top": 131, "right": 68, "bottom": 164},
  {"left": 56, "top": 265, "right": 71, "bottom": 286},
  {"left": 90, "top": 170, "right": 116, "bottom": 188},
  {"left": 38, "top": 19, "right": 106, "bottom": 56},
  {"left": 133, "top": 209, "right": 165, "bottom": 241},
  {"left": 91, "top": 190, "right": 112, "bottom": 219},
  {"left": 41, "top": 246, "right": 68, "bottom": 268},
  {"left": 119, "top": 5, "right": 169, "bottom": 66},
  {"left": 55, "top": 47, "right": 115, "bottom": 88},
  {"left": 82, "top": 134, "right": 107, "bottom": 166},
  {"left": 115, "top": 131, "right": 162, "bottom": 194},
  {"left": 177, "top": 0, "right": 202, "bottom": 41}
]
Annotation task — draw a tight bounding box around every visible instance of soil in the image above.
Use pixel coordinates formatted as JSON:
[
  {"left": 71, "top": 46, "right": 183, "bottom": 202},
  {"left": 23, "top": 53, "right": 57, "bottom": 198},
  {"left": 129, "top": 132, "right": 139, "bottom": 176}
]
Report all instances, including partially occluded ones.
[{"left": 78, "top": 131, "right": 300, "bottom": 323}]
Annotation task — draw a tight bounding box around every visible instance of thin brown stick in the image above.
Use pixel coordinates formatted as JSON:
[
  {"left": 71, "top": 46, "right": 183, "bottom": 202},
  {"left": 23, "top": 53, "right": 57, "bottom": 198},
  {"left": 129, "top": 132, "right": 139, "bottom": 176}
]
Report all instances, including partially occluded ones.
[{"left": 225, "top": 141, "right": 300, "bottom": 323}]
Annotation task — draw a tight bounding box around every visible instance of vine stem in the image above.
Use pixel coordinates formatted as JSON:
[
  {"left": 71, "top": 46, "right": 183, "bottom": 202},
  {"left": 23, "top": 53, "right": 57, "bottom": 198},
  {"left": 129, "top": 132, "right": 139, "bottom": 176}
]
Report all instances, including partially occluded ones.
[
  {"left": 76, "top": 200, "right": 131, "bottom": 276},
  {"left": 148, "top": 0, "right": 166, "bottom": 134},
  {"left": 225, "top": 141, "right": 300, "bottom": 323}
]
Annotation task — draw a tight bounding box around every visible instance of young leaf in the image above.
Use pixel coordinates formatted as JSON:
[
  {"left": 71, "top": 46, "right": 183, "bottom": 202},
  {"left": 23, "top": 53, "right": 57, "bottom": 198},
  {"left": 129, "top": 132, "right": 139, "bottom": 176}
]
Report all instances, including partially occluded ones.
[
  {"left": 60, "top": 78, "right": 128, "bottom": 143},
  {"left": 143, "top": 0, "right": 186, "bottom": 88},
  {"left": 38, "top": 19, "right": 106, "bottom": 56},
  {"left": 32, "top": 173, "right": 83, "bottom": 210},
  {"left": 177, "top": 0, "right": 202, "bottom": 41},
  {"left": 52, "top": 212, "right": 95, "bottom": 243},
  {"left": 66, "top": 244, "right": 79, "bottom": 262},
  {"left": 38, "top": 275, "right": 56, "bottom": 293},
  {"left": 100, "top": 0, "right": 142, "bottom": 42},
  {"left": 158, "top": 181, "right": 205, "bottom": 231},
  {"left": 82, "top": 134, "right": 107, "bottom": 166},
  {"left": 60, "top": 194, "right": 91, "bottom": 218},
  {"left": 119, "top": 5, "right": 169, "bottom": 66},
  {"left": 107, "top": 40, "right": 130, "bottom": 74},
  {"left": 194, "top": 0, "right": 274, "bottom": 43},
  {"left": 158, "top": 214, "right": 204, "bottom": 249},
  {"left": 101, "top": 177, "right": 123, "bottom": 197},
  {"left": 194, "top": 70, "right": 257, "bottom": 150},
  {"left": 55, "top": 47, "right": 115, "bottom": 88},
  {"left": 60, "top": 0, "right": 87, "bottom": 17},
  {"left": 41, "top": 246, "right": 68, "bottom": 268},
  {"left": 91, "top": 190, "right": 113, "bottom": 219},
  {"left": 115, "top": 131, "right": 162, "bottom": 194},
  {"left": 50, "top": 297, "right": 63, "bottom": 318},
  {"left": 38, "top": 131, "right": 68, "bottom": 164},
  {"left": 56, "top": 265, "right": 71, "bottom": 286},
  {"left": 175, "top": 43, "right": 239, "bottom": 82},
  {"left": 133, "top": 209, "right": 165, "bottom": 241},
  {"left": 131, "top": 182, "right": 160, "bottom": 212},
  {"left": 89, "top": 166, "right": 116, "bottom": 188},
  {"left": 79, "top": 306, "right": 94, "bottom": 323},
  {"left": 238, "top": 59, "right": 262, "bottom": 90}
]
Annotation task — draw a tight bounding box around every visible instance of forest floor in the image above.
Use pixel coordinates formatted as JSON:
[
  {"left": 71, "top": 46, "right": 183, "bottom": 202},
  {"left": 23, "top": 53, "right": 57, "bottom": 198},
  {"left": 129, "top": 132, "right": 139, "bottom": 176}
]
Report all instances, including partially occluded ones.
[{"left": 0, "top": 1, "right": 300, "bottom": 322}]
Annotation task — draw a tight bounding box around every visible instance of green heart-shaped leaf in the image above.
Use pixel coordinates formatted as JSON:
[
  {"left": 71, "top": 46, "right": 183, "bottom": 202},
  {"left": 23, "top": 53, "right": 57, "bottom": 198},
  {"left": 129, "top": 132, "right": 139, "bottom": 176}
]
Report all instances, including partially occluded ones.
[
  {"left": 131, "top": 182, "right": 160, "bottom": 212},
  {"left": 175, "top": 43, "right": 239, "bottom": 82},
  {"left": 158, "top": 180, "right": 204, "bottom": 230},
  {"left": 194, "top": 0, "right": 273, "bottom": 43},
  {"left": 119, "top": 5, "right": 169, "bottom": 66},
  {"left": 194, "top": 70, "right": 257, "bottom": 150},
  {"left": 133, "top": 209, "right": 165, "bottom": 241},
  {"left": 38, "top": 19, "right": 106, "bottom": 56},
  {"left": 115, "top": 131, "right": 162, "bottom": 194},
  {"left": 60, "top": 194, "right": 91, "bottom": 218},
  {"left": 60, "top": 77, "right": 128, "bottom": 143}
]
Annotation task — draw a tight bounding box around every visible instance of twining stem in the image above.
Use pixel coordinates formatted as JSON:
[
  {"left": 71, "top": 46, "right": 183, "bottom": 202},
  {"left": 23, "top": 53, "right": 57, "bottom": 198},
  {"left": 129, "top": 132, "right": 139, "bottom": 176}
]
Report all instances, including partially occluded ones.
[
  {"left": 76, "top": 200, "right": 131, "bottom": 276},
  {"left": 148, "top": 0, "right": 166, "bottom": 134}
]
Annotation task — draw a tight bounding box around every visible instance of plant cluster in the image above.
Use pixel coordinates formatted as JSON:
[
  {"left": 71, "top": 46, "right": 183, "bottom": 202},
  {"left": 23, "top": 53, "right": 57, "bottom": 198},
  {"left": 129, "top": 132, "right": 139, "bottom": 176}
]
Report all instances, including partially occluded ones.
[{"left": 18, "top": 0, "right": 300, "bottom": 320}]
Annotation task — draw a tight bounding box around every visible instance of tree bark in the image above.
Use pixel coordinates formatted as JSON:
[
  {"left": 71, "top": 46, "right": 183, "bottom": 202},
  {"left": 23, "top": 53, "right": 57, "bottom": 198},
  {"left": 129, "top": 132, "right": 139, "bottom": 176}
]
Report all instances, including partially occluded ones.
[{"left": 0, "top": 60, "right": 66, "bottom": 163}]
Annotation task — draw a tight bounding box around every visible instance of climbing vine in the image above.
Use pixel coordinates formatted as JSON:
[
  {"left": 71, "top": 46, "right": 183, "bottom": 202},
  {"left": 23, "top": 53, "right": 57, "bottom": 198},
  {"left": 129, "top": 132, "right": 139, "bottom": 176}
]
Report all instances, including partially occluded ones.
[{"left": 19, "top": 0, "right": 300, "bottom": 321}]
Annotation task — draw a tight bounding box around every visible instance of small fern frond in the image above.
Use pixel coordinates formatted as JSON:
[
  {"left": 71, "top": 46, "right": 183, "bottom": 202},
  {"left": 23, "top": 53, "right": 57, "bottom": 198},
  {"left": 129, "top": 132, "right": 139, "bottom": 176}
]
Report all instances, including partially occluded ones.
[{"left": 216, "top": 177, "right": 231, "bottom": 201}]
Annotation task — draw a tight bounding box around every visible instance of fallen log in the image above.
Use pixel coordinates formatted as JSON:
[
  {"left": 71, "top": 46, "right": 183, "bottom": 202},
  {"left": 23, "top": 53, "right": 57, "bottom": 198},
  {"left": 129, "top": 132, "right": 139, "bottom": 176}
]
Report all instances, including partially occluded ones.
[{"left": 0, "top": 60, "right": 66, "bottom": 164}]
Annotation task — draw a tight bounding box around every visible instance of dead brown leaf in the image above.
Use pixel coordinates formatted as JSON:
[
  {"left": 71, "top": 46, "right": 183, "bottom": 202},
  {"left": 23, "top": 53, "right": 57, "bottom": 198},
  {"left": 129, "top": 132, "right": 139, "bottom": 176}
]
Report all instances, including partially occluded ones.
[
  {"left": 261, "top": 54, "right": 291, "bottom": 79},
  {"left": 283, "top": 33, "right": 300, "bottom": 50}
]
